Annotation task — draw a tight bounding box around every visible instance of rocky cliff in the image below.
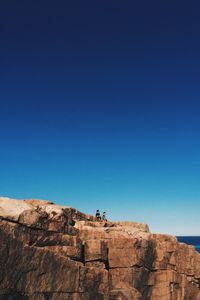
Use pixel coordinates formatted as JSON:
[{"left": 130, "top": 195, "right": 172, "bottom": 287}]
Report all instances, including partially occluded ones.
[{"left": 0, "top": 197, "right": 200, "bottom": 300}]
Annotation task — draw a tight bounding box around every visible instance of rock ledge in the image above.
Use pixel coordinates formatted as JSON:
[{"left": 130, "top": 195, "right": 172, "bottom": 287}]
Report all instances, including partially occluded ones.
[{"left": 0, "top": 197, "right": 200, "bottom": 300}]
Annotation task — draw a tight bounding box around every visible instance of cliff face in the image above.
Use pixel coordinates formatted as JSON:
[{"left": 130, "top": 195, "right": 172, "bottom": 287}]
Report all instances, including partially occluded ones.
[{"left": 0, "top": 197, "right": 200, "bottom": 300}]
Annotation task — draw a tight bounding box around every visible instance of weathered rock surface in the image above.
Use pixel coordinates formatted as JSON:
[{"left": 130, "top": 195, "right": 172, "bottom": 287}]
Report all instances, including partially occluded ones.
[{"left": 0, "top": 197, "right": 200, "bottom": 300}]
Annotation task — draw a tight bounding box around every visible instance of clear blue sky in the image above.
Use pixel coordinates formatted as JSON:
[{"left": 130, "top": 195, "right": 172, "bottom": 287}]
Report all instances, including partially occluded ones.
[{"left": 0, "top": 1, "right": 200, "bottom": 235}]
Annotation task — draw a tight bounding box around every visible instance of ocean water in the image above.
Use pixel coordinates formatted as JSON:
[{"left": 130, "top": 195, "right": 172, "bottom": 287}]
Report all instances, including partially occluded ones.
[{"left": 177, "top": 236, "right": 200, "bottom": 253}]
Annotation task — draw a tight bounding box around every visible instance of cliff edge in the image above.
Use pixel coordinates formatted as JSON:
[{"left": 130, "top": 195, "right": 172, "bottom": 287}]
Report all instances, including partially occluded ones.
[{"left": 0, "top": 197, "right": 200, "bottom": 300}]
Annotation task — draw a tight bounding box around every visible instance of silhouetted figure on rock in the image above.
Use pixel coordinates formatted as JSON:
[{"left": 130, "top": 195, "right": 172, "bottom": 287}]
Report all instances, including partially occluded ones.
[
  {"left": 102, "top": 211, "right": 107, "bottom": 221},
  {"left": 95, "top": 209, "right": 101, "bottom": 220}
]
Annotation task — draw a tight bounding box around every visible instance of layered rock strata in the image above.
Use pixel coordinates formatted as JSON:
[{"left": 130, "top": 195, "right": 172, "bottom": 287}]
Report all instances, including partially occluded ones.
[{"left": 0, "top": 197, "right": 200, "bottom": 300}]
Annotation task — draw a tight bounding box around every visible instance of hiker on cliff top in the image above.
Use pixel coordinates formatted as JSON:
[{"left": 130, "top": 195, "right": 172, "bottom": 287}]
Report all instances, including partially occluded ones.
[
  {"left": 102, "top": 211, "right": 107, "bottom": 221},
  {"left": 95, "top": 209, "right": 101, "bottom": 220}
]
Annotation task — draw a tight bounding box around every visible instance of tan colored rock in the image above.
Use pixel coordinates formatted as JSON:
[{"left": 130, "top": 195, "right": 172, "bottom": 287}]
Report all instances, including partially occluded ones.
[
  {"left": 0, "top": 197, "right": 200, "bottom": 300},
  {"left": 110, "top": 268, "right": 133, "bottom": 289},
  {"left": 109, "top": 288, "right": 142, "bottom": 300},
  {"left": 114, "top": 221, "right": 149, "bottom": 233},
  {"left": 0, "top": 197, "right": 33, "bottom": 220},
  {"left": 108, "top": 238, "right": 138, "bottom": 268},
  {"left": 85, "top": 239, "right": 107, "bottom": 262}
]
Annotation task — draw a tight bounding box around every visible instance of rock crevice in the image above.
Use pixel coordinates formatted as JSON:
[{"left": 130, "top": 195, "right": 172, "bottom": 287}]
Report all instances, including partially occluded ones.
[{"left": 0, "top": 197, "right": 200, "bottom": 300}]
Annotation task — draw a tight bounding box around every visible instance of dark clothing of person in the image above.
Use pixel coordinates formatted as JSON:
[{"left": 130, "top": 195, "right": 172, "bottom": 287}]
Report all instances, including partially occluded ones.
[
  {"left": 96, "top": 210, "right": 101, "bottom": 220},
  {"left": 102, "top": 212, "right": 107, "bottom": 221}
]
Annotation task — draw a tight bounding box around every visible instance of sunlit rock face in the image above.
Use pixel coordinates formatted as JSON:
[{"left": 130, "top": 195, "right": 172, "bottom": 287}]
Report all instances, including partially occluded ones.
[{"left": 0, "top": 197, "right": 200, "bottom": 300}]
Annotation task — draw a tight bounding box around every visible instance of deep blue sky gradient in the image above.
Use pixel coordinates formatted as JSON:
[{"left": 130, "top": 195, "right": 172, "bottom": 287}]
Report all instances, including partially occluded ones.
[{"left": 0, "top": 1, "right": 200, "bottom": 234}]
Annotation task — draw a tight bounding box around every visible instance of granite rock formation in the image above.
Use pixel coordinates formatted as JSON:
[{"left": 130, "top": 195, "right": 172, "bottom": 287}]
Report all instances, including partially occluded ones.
[{"left": 0, "top": 197, "right": 200, "bottom": 300}]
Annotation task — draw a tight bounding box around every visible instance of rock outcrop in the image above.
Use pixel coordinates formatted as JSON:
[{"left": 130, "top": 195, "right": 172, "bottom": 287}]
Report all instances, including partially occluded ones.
[{"left": 0, "top": 197, "right": 200, "bottom": 300}]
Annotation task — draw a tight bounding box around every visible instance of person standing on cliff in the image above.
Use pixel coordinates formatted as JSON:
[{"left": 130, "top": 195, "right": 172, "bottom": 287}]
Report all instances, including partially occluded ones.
[
  {"left": 102, "top": 212, "right": 107, "bottom": 221},
  {"left": 95, "top": 209, "right": 101, "bottom": 220}
]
